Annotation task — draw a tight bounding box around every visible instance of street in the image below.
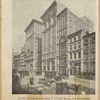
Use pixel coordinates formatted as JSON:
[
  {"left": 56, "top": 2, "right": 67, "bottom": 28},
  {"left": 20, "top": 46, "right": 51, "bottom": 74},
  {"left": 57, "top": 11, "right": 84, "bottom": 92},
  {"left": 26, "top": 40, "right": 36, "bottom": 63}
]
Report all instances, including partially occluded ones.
[{"left": 17, "top": 75, "right": 95, "bottom": 94}]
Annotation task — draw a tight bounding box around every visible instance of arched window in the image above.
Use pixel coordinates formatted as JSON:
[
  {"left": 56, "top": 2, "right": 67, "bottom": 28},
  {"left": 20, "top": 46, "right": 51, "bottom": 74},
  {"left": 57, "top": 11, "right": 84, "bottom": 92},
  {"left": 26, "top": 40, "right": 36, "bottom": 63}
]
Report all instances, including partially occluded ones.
[
  {"left": 59, "top": 36, "right": 66, "bottom": 56},
  {"left": 59, "top": 36, "right": 66, "bottom": 51}
]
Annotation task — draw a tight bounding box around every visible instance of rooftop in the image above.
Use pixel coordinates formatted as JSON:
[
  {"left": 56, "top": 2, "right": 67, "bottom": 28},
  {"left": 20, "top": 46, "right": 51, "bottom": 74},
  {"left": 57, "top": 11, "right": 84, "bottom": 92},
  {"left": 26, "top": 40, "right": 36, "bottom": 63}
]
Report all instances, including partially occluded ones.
[
  {"left": 24, "top": 19, "right": 43, "bottom": 33},
  {"left": 40, "top": 0, "right": 66, "bottom": 19},
  {"left": 83, "top": 32, "right": 95, "bottom": 38},
  {"left": 68, "top": 30, "right": 82, "bottom": 38}
]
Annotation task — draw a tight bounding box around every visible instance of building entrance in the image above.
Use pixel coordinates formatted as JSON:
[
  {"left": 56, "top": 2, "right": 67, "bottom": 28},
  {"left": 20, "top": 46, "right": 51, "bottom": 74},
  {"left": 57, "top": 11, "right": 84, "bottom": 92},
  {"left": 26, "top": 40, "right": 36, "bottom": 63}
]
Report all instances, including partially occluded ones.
[
  {"left": 70, "top": 63, "right": 81, "bottom": 76},
  {"left": 59, "top": 66, "right": 66, "bottom": 76}
]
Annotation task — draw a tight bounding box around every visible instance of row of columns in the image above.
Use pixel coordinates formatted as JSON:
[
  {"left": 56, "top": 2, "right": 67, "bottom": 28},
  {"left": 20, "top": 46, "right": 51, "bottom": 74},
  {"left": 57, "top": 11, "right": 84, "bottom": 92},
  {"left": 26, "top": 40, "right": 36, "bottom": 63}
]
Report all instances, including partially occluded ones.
[
  {"left": 42, "top": 60, "right": 56, "bottom": 71},
  {"left": 42, "top": 60, "right": 84, "bottom": 76}
]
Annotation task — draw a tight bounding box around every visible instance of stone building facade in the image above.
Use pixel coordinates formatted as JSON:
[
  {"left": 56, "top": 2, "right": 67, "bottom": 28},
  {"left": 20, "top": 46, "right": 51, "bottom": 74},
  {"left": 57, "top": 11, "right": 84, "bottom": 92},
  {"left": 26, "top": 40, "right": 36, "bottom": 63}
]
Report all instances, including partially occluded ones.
[
  {"left": 67, "top": 30, "right": 82, "bottom": 76},
  {"left": 24, "top": 19, "right": 43, "bottom": 75},
  {"left": 12, "top": 53, "right": 20, "bottom": 70},
  {"left": 20, "top": 45, "right": 26, "bottom": 67},
  {"left": 41, "top": 1, "right": 94, "bottom": 77},
  {"left": 56, "top": 8, "right": 68, "bottom": 76},
  {"left": 83, "top": 32, "right": 95, "bottom": 75}
]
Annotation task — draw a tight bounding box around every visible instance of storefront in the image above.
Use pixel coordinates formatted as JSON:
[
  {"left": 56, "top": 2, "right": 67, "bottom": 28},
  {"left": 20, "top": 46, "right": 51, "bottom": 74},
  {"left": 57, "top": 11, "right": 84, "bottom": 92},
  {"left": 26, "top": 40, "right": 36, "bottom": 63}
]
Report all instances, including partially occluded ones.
[
  {"left": 70, "top": 62, "right": 81, "bottom": 76},
  {"left": 58, "top": 65, "right": 67, "bottom": 76}
]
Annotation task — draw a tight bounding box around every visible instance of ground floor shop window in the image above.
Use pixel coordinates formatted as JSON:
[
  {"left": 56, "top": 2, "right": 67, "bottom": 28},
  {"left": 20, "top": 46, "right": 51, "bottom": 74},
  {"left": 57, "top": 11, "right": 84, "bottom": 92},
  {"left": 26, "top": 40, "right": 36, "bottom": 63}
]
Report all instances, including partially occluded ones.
[
  {"left": 70, "top": 63, "right": 81, "bottom": 75},
  {"left": 51, "top": 61, "right": 55, "bottom": 71},
  {"left": 59, "top": 66, "right": 66, "bottom": 75},
  {"left": 59, "top": 58, "right": 66, "bottom": 64},
  {"left": 47, "top": 61, "right": 50, "bottom": 71}
]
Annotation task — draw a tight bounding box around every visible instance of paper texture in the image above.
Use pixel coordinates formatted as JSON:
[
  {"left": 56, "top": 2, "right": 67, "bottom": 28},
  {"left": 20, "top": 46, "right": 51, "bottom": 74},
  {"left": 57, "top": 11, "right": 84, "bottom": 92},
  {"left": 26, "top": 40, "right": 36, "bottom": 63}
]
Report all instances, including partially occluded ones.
[{"left": 1, "top": 0, "right": 99, "bottom": 100}]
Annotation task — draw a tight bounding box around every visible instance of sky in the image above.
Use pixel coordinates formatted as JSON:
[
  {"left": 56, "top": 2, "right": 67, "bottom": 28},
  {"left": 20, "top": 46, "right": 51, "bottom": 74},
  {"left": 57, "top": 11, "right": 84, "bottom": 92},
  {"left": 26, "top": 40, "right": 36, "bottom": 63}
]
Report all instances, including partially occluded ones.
[{"left": 12, "top": 0, "right": 96, "bottom": 53}]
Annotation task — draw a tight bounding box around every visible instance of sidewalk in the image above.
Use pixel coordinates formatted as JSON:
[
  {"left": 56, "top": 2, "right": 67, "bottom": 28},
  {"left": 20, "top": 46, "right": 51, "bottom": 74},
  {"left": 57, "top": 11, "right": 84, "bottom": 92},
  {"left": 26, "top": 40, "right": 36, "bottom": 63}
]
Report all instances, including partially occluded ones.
[
  {"left": 20, "top": 75, "right": 95, "bottom": 94},
  {"left": 29, "top": 83, "right": 56, "bottom": 94},
  {"left": 63, "top": 76, "right": 95, "bottom": 89},
  {"left": 75, "top": 77, "right": 95, "bottom": 84}
]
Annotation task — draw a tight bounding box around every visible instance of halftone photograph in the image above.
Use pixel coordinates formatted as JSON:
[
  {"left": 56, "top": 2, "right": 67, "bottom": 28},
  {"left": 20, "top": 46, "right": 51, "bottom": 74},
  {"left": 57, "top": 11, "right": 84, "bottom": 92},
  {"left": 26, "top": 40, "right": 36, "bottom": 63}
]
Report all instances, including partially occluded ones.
[{"left": 12, "top": 0, "right": 96, "bottom": 94}]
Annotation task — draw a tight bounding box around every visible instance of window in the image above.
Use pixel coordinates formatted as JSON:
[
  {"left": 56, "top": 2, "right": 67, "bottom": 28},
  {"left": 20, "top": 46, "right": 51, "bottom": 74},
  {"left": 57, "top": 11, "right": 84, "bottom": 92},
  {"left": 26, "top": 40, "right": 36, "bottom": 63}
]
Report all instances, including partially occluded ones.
[
  {"left": 90, "top": 52, "right": 95, "bottom": 59},
  {"left": 47, "top": 62, "right": 50, "bottom": 71},
  {"left": 59, "top": 51, "right": 66, "bottom": 56},
  {"left": 30, "top": 64, "right": 33, "bottom": 71},
  {"left": 84, "top": 54, "right": 88, "bottom": 60},
  {"left": 90, "top": 62, "right": 95, "bottom": 73},
  {"left": 61, "top": 17, "right": 63, "bottom": 28},
  {"left": 51, "top": 61, "right": 55, "bottom": 71},
  {"left": 84, "top": 39, "right": 88, "bottom": 43},
  {"left": 70, "top": 45, "right": 72, "bottom": 50},
  {"left": 72, "top": 38, "right": 74, "bottom": 42},
  {"left": 74, "top": 52, "right": 76, "bottom": 59},
  {"left": 48, "top": 19, "right": 51, "bottom": 27},
  {"left": 59, "top": 58, "right": 66, "bottom": 64},
  {"left": 70, "top": 53, "right": 72, "bottom": 59},
  {"left": 59, "top": 18, "right": 61, "bottom": 29},
  {"left": 90, "top": 43, "right": 95, "bottom": 49},
  {"left": 43, "top": 66, "right": 46, "bottom": 71},
  {"left": 64, "top": 14, "right": 66, "bottom": 22},
  {"left": 62, "top": 16, "right": 64, "bottom": 26},
  {"left": 78, "top": 34, "right": 81, "bottom": 40},
  {"left": 59, "top": 44, "right": 66, "bottom": 51},
  {"left": 83, "top": 63, "right": 88, "bottom": 72},
  {"left": 78, "top": 51, "right": 81, "bottom": 58},
  {"left": 52, "top": 26, "right": 56, "bottom": 51},
  {"left": 91, "top": 36, "right": 95, "bottom": 41},
  {"left": 74, "top": 36, "right": 76, "bottom": 41},
  {"left": 76, "top": 35, "right": 78, "bottom": 40},
  {"left": 59, "top": 36, "right": 66, "bottom": 56},
  {"left": 59, "top": 31, "right": 61, "bottom": 35},
  {"left": 70, "top": 63, "right": 72, "bottom": 67},
  {"left": 47, "top": 30, "right": 50, "bottom": 52},
  {"left": 70, "top": 38, "right": 72, "bottom": 43},
  {"left": 31, "top": 51, "right": 33, "bottom": 54},
  {"left": 84, "top": 44, "right": 88, "bottom": 50},
  {"left": 28, "top": 49, "right": 30, "bottom": 53},
  {"left": 78, "top": 42, "right": 81, "bottom": 48},
  {"left": 74, "top": 43, "right": 76, "bottom": 49},
  {"left": 64, "top": 28, "right": 66, "bottom": 34}
]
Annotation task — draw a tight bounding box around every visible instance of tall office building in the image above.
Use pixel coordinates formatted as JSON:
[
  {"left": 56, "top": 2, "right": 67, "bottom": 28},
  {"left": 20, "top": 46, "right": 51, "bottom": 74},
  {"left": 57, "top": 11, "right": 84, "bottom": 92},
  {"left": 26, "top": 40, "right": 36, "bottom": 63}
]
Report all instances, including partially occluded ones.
[
  {"left": 24, "top": 19, "right": 43, "bottom": 75},
  {"left": 20, "top": 45, "right": 26, "bottom": 68},
  {"left": 41, "top": 1, "right": 67, "bottom": 77},
  {"left": 41, "top": 1, "right": 94, "bottom": 77}
]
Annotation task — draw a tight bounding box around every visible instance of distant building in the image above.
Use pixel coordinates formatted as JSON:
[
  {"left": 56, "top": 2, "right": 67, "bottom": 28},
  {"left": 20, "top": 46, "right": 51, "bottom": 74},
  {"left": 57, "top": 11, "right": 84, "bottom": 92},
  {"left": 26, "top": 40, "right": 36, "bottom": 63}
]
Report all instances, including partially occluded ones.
[
  {"left": 41, "top": 0, "right": 94, "bottom": 77},
  {"left": 20, "top": 45, "right": 26, "bottom": 67},
  {"left": 81, "top": 16, "right": 94, "bottom": 33},
  {"left": 83, "top": 32, "right": 95, "bottom": 76},
  {"left": 12, "top": 53, "right": 20, "bottom": 70},
  {"left": 19, "top": 45, "right": 28, "bottom": 77},
  {"left": 24, "top": 19, "right": 43, "bottom": 75}
]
